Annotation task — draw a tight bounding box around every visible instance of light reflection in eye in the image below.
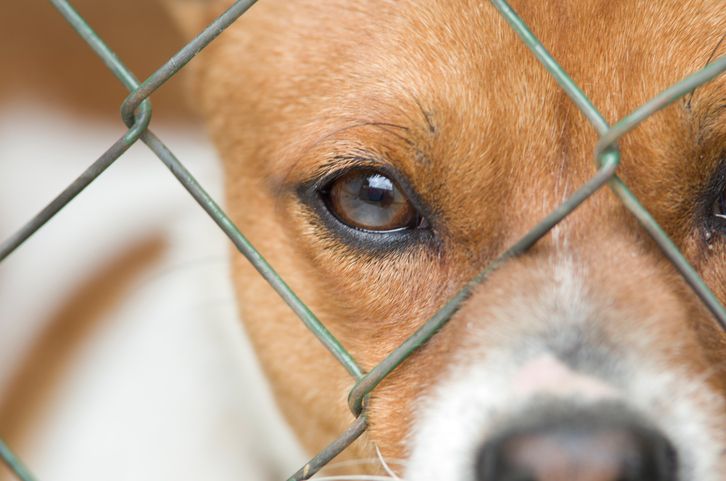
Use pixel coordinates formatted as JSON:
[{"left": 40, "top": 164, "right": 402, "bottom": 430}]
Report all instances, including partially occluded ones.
[{"left": 324, "top": 170, "right": 420, "bottom": 232}]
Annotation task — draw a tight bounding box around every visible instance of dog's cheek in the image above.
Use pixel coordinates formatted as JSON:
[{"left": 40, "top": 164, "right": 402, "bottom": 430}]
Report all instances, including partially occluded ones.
[
  {"left": 665, "top": 179, "right": 726, "bottom": 397},
  {"left": 272, "top": 203, "right": 448, "bottom": 359},
  {"left": 682, "top": 237, "right": 726, "bottom": 394},
  {"left": 365, "top": 317, "right": 465, "bottom": 462},
  {"left": 230, "top": 248, "right": 362, "bottom": 454}
]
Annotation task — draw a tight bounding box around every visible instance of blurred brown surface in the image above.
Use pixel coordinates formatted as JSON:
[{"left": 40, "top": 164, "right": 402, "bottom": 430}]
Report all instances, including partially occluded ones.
[{"left": 0, "top": 0, "right": 196, "bottom": 120}]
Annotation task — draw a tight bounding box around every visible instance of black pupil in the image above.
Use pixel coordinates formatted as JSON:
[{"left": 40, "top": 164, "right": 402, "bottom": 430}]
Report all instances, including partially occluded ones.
[{"left": 360, "top": 175, "right": 394, "bottom": 206}]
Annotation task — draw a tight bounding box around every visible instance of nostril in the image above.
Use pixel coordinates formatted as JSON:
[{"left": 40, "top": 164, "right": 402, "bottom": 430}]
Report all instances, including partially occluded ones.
[{"left": 475, "top": 412, "right": 677, "bottom": 481}]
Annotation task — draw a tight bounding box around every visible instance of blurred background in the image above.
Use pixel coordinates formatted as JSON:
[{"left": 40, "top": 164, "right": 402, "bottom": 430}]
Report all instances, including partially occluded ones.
[{"left": 0, "top": 1, "right": 303, "bottom": 480}]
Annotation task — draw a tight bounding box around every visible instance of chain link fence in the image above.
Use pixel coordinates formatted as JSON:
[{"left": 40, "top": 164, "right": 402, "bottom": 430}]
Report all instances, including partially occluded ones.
[{"left": 1, "top": 0, "right": 725, "bottom": 480}]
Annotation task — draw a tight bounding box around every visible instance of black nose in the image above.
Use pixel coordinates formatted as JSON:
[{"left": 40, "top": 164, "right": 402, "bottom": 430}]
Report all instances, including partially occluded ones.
[{"left": 475, "top": 407, "right": 677, "bottom": 481}]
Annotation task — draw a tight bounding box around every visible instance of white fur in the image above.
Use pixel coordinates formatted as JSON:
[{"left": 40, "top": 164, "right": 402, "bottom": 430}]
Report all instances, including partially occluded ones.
[{"left": 405, "top": 259, "right": 725, "bottom": 481}]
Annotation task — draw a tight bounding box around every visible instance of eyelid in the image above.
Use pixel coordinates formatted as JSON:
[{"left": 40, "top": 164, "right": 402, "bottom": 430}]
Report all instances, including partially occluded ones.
[{"left": 306, "top": 156, "right": 389, "bottom": 193}]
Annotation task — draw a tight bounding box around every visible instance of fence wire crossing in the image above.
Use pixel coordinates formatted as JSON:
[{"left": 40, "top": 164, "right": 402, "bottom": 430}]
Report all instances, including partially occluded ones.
[{"left": 1, "top": 0, "right": 725, "bottom": 480}]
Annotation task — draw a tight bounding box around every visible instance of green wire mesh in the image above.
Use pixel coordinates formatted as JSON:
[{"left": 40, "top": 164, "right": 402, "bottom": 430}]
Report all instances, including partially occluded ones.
[{"left": 1, "top": 1, "right": 724, "bottom": 480}]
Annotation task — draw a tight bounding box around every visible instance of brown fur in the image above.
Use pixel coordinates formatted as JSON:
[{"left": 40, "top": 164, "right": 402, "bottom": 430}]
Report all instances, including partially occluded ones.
[
  {"left": 172, "top": 0, "right": 726, "bottom": 468},
  {"left": 165, "top": 0, "right": 726, "bottom": 464},
  {"left": 4, "top": 0, "right": 723, "bottom": 474},
  {"left": 11, "top": 0, "right": 712, "bottom": 470}
]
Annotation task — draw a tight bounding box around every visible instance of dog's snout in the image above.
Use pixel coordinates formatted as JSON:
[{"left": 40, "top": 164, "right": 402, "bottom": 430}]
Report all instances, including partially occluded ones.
[{"left": 475, "top": 409, "right": 677, "bottom": 481}]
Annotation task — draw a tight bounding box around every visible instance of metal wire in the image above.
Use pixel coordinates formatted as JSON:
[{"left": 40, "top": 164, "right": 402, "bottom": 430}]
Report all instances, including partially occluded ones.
[
  {"left": 491, "top": 0, "right": 726, "bottom": 333},
  {"left": 348, "top": 153, "right": 620, "bottom": 415},
  {"left": 286, "top": 415, "right": 368, "bottom": 481},
  {"left": 54, "top": 0, "right": 365, "bottom": 381},
  {"left": 0, "top": 440, "right": 37, "bottom": 481},
  {"left": 119, "top": 0, "right": 259, "bottom": 127},
  {"left": 1, "top": 0, "right": 724, "bottom": 480},
  {"left": 142, "top": 130, "right": 364, "bottom": 378},
  {"left": 490, "top": 0, "right": 609, "bottom": 135}
]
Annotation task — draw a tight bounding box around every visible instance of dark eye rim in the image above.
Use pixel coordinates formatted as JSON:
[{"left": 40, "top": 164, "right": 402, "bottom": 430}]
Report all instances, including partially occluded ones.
[{"left": 296, "top": 161, "right": 438, "bottom": 251}]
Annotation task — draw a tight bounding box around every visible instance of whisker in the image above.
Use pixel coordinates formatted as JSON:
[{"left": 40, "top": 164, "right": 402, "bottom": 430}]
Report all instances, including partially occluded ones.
[
  {"left": 375, "top": 444, "right": 402, "bottom": 480},
  {"left": 323, "top": 458, "right": 405, "bottom": 470},
  {"left": 312, "top": 476, "right": 397, "bottom": 481}
]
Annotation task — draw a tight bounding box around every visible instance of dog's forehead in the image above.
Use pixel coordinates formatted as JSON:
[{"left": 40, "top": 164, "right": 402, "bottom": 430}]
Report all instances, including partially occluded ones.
[
  {"left": 204, "top": 0, "right": 724, "bottom": 236},
  {"left": 215, "top": 1, "right": 723, "bottom": 146},
  {"left": 224, "top": 0, "right": 724, "bottom": 100}
]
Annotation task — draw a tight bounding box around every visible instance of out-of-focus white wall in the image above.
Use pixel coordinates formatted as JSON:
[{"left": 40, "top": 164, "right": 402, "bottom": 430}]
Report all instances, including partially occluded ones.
[{"left": 0, "top": 100, "right": 305, "bottom": 481}]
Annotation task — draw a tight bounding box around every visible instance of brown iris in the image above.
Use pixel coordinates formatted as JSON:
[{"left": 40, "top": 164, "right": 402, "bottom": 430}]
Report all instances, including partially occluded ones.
[{"left": 324, "top": 170, "right": 420, "bottom": 232}]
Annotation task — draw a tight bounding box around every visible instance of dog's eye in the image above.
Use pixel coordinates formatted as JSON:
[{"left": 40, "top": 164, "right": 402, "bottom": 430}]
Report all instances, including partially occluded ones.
[{"left": 321, "top": 170, "right": 422, "bottom": 232}]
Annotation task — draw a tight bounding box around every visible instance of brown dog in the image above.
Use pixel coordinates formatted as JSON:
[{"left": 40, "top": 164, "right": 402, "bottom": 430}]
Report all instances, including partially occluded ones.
[{"left": 165, "top": 1, "right": 726, "bottom": 480}]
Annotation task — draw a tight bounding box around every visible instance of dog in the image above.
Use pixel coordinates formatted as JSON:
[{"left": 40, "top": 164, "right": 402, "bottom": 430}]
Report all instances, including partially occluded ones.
[
  {"left": 166, "top": 1, "right": 726, "bottom": 480},
  {"left": 2, "top": 1, "right": 725, "bottom": 480}
]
